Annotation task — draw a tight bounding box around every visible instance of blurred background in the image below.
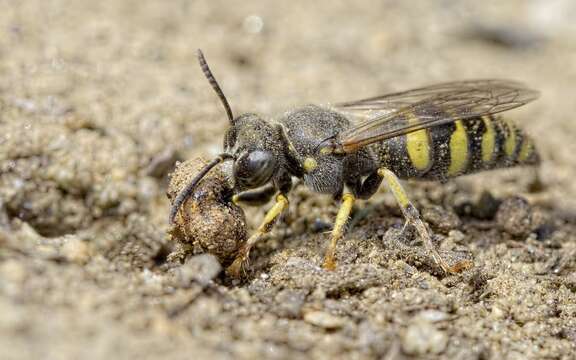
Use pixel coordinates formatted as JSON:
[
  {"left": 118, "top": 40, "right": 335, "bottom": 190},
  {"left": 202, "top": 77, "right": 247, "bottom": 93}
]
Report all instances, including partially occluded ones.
[{"left": 1, "top": 1, "right": 576, "bottom": 359}]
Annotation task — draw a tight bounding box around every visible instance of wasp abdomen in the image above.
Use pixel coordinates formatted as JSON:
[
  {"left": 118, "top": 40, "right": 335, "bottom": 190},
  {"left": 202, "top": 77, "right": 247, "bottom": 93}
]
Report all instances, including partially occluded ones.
[{"left": 373, "top": 111, "right": 539, "bottom": 181}]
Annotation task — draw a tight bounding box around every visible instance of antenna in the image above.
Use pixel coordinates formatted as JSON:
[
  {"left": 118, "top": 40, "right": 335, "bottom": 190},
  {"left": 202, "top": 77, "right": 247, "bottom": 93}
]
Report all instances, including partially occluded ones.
[
  {"left": 168, "top": 153, "right": 235, "bottom": 224},
  {"left": 197, "top": 49, "right": 235, "bottom": 125}
]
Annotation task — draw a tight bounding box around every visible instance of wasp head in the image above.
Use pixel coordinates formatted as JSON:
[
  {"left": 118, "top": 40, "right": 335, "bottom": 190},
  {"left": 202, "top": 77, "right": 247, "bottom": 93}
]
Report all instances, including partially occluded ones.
[
  {"left": 225, "top": 113, "right": 282, "bottom": 190},
  {"left": 168, "top": 50, "right": 282, "bottom": 224}
]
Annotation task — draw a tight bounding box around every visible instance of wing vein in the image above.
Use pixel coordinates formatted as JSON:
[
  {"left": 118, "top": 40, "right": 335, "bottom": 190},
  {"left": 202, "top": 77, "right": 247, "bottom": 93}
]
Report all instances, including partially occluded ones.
[{"left": 325, "top": 79, "right": 538, "bottom": 153}]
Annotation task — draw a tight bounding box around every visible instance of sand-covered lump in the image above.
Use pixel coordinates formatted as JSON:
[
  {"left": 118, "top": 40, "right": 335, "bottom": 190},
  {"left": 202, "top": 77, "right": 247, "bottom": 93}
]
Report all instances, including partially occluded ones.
[{"left": 167, "top": 158, "right": 247, "bottom": 264}]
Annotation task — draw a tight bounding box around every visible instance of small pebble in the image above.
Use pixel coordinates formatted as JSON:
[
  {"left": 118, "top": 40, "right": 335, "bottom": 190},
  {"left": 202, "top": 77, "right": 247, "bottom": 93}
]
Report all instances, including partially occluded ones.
[
  {"left": 448, "top": 230, "right": 466, "bottom": 243},
  {"left": 177, "top": 254, "right": 222, "bottom": 286},
  {"left": 401, "top": 320, "right": 448, "bottom": 355},
  {"left": 415, "top": 310, "right": 449, "bottom": 323},
  {"left": 304, "top": 311, "right": 345, "bottom": 329},
  {"left": 491, "top": 306, "right": 507, "bottom": 320},
  {"left": 62, "top": 238, "right": 92, "bottom": 264},
  {"left": 496, "top": 196, "right": 533, "bottom": 237},
  {"left": 274, "top": 289, "right": 306, "bottom": 318},
  {"left": 422, "top": 205, "right": 461, "bottom": 234}
]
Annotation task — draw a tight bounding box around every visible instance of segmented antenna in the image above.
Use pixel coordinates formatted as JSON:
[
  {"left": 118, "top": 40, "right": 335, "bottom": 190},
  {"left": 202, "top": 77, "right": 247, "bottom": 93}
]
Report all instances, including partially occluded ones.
[
  {"left": 197, "top": 49, "right": 235, "bottom": 125},
  {"left": 168, "top": 153, "right": 235, "bottom": 224}
]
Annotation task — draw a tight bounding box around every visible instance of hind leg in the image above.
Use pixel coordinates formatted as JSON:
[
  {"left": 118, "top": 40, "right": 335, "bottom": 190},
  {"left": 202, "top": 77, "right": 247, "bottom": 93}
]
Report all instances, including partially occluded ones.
[{"left": 377, "top": 168, "right": 471, "bottom": 274}]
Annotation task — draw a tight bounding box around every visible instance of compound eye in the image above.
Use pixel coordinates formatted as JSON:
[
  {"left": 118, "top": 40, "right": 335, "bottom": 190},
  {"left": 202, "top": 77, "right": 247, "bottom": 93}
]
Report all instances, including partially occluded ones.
[{"left": 234, "top": 150, "right": 276, "bottom": 188}]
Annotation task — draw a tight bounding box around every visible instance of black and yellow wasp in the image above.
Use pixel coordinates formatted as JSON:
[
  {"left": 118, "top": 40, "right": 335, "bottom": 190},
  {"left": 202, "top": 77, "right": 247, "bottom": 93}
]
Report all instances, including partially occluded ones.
[{"left": 169, "top": 50, "right": 540, "bottom": 276}]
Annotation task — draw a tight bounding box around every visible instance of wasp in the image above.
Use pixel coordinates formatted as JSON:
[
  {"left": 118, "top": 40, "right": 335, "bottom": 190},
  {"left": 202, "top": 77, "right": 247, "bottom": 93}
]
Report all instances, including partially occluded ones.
[{"left": 169, "top": 49, "right": 540, "bottom": 276}]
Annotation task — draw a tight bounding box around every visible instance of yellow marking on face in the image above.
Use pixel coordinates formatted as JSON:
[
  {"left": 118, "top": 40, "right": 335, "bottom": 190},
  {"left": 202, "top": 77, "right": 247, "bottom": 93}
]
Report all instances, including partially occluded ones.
[
  {"left": 481, "top": 116, "right": 495, "bottom": 163},
  {"left": 504, "top": 120, "right": 517, "bottom": 157},
  {"left": 447, "top": 120, "right": 469, "bottom": 176},
  {"left": 405, "top": 112, "right": 431, "bottom": 172},
  {"left": 517, "top": 137, "right": 534, "bottom": 162},
  {"left": 303, "top": 157, "right": 318, "bottom": 173}
]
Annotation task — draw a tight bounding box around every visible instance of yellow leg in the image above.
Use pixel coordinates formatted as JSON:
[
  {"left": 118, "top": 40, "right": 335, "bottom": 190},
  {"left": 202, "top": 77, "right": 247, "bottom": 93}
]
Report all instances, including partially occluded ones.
[
  {"left": 323, "top": 193, "right": 355, "bottom": 271},
  {"left": 378, "top": 168, "right": 468, "bottom": 274},
  {"left": 227, "top": 194, "right": 289, "bottom": 277}
]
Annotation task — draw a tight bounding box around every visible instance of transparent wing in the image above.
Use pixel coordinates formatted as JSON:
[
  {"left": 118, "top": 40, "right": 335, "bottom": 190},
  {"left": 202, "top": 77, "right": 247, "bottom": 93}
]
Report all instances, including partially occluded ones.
[
  {"left": 324, "top": 79, "right": 539, "bottom": 153},
  {"left": 334, "top": 79, "right": 533, "bottom": 113}
]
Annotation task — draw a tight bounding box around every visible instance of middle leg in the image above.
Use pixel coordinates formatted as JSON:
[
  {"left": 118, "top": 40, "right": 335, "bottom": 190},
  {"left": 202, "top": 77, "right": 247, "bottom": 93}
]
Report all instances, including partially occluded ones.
[
  {"left": 323, "top": 193, "right": 355, "bottom": 271},
  {"left": 322, "top": 172, "right": 381, "bottom": 270},
  {"left": 232, "top": 184, "right": 277, "bottom": 206}
]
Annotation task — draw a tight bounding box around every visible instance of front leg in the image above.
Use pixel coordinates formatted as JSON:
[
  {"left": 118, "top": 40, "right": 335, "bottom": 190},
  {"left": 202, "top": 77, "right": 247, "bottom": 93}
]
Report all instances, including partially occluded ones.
[
  {"left": 227, "top": 194, "right": 289, "bottom": 277},
  {"left": 232, "top": 184, "right": 276, "bottom": 206}
]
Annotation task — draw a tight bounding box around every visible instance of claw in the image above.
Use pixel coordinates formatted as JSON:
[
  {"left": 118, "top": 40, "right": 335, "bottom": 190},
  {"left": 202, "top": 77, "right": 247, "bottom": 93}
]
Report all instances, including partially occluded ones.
[
  {"left": 447, "top": 259, "right": 474, "bottom": 274},
  {"left": 226, "top": 244, "right": 250, "bottom": 278},
  {"left": 227, "top": 255, "right": 246, "bottom": 278},
  {"left": 323, "top": 256, "right": 336, "bottom": 271}
]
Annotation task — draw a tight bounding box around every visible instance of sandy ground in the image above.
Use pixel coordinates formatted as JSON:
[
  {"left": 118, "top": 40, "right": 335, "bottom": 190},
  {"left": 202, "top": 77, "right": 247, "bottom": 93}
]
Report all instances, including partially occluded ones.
[{"left": 1, "top": 1, "right": 576, "bottom": 359}]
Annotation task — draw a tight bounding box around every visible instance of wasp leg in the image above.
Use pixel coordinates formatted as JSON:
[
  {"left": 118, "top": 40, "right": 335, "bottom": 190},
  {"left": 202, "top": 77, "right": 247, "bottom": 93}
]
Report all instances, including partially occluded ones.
[
  {"left": 354, "top": 172, "right": 385, "bottom": 200},
  {"left": 227, "top": 194, "right": 289, "bottom": 277},
  {"left": 232, "top": 184, "right": 276, "bottom": 206},
  {"left": 377, "top": 168, "right": 469, "bottom": 275},
  {"left": 323, "top": 193, "right": 355, "bottom": 271}
]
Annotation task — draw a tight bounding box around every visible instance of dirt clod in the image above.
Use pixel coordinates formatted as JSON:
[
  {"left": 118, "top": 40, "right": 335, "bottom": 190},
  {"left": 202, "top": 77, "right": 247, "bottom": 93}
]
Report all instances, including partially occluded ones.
[{"left": 167, "top": 158, "right": 247, "bottom": 264}]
